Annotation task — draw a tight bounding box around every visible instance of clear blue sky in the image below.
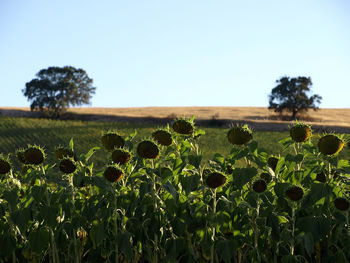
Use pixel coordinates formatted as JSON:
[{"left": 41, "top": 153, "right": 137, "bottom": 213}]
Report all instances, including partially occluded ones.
[{"left": 1, "top": 0, "right": 350, "bottom": 108}]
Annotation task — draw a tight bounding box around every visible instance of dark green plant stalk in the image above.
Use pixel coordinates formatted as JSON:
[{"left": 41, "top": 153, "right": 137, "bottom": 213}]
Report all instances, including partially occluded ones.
[
  {"left": 290, "top": 204, "right": 296, "bottom": 255},
  {"left": 210, "top": 189, "right": 217, "bottom": 263},
  {"left": 251, "top": 197, "right": 261, "bottom": 261},
  {"left": 5, "top": 175, "right": 17, "bottom": 263},
  {"left": 114, "top": 193, "right": 119, "bottom": 263},
  {"left": 41, "top": 164, "right": 59, "bottom": 263}
]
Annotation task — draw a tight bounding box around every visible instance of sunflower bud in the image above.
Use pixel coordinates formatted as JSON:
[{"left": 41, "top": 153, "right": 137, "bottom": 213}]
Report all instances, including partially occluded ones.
[
  {"left": 267, "top": 157, "right": 279, "bottom": 171},
  {"left": 318, "top": 134, "right": 344, "bottom": 155},
  {"left": 55, "top": 146, "right": 74, "bottom": 160},
  {"left": 286, "top": 186, "right": 303, "bottom": 201},
  {"left": 152, "top": 129, "right": 172, "bottom": 146},
  {"left": 101, "top": 132, "right": 125, "bottom": 151},
  {"left": 0, "top": 157, "right": 11, "bottom": 175},
  {"left": 227, "top": 125, "right": 253, "bottom": 145},
  {"left": 111, "top": 148, "right": 131, "bottom": 165},
  {"left": 290, "top": 123, "right": 312, "bottom": 142},
  {"left": 315, "top": 171, "right": 327, "bottom": 183},
  {"left": 253, "top": 179, "right": 267, "bottom": 193},
  {"left": 104, "top": 165, "right": 124, "bottom": 183},
  {"left": 334, "top": 197, "right": 349, "bottom": 211},
  {"left": 59, "top": 158, "right": 77, "bottom": 174},
  {"left": 172, "top": 119, "right": 194, "bottom": 135},
  {"left": 24, "top": 146, "right": 45, "bottom": 165},
  {"left": 137, "top": 140, "right": 159, "bottom": 159},
  {"left": 206, "top": 172, "right": 226, "bottom": 189}
]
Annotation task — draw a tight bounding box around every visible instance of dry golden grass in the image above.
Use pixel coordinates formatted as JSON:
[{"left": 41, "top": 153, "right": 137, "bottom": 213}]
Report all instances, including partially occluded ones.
[{"left": 1, "top": 106, "right": 350, "bottom": 131}]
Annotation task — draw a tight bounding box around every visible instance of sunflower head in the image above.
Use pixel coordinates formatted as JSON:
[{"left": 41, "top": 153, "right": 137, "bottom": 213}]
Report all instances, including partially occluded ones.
[
  {"left": 152, "top": 129, "right": 172, "bottom": 146},
  {"left": 206, "top": 172, "right": 227, "bottom": 189},
  {"left": 267, "top": 156, "right": 279, "bottom": 171},
  {"left": 101, "top": 131, "right": 125, "bottom": 151},
  {"left": 0, "top": 154, "right": 11, "bottom": 175},
  {"left": 172, "top": 118, "right": 194, "bottom": 135},
  {"left": 55, "top": 146, "right": 74, "bottom": 160},
  {"left": 137, "top": 140, "right": 159, "bottom": 159},
  {"left": 227, "top": 124, "right": 253, "bottom": 145},
  {"left": 334, "top": 197, "right": 349, "bottom": 211},
  {"left": 285, "top": 186, "right": 304, "bottom": 201},
  {"left": 318, "top": 134, "right": 345, "bottom": 156},
  {"left": 289, "top": 122, "right": 312, "bottom": 142},
  {"left": 111, "top": 148, "right": 132, "bottom": 165},
  {"left": 59, "top": 158, "right": 77, "bottom": 174},
  {"left": 104, "top": 165, "right": 124, "bottom": 183},
  {"left": 253, "top": 179, "right": 267, "bottom": 193},
  {"left": 24, "top": 145, "right": 45, "bottom": 165},
  {"left": 315, "top": 171, "right": 327, "bottom": 183}
]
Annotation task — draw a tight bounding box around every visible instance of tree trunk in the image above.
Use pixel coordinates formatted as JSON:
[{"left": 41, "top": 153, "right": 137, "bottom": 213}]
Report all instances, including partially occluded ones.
[{"left": 291, "top": 109, "right": 297, "bottom": 120}]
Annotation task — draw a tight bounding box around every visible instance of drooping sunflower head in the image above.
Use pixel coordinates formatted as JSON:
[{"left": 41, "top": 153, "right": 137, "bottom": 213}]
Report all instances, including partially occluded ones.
[
  {"left": 24, "top": 145, "right": 46, "bottom": 165},
  {"left": 101, "top": 131, "right": 125, "bottom": 151},
  {"left": 172, "top": 118, "right": 194, "bottom": 135},
  {"left": 55, "top": 146, "right": 74, "bottom": 160},
  {"left": 289, "top": 121, "right": 312, "bottom": 143},
  {"left": 227, "top": 124, "right": 253, "bottom": 145},
  {"left": 137, "top": 139, "right": 160, "bottom": 159},
  {"left": 152, "top": 129, "right": 173, "bottom": 146},
  {"left": 267, "top": 156, "right": 279, "bottom": 171},
  {"left": 285, "top": 186, "right": 304, "bottom": 201},
  {"left": 104, "top": 165, "right": 124, "bottom": 183},
  {"left": 315, "top": 171, "right": 327, "bottom": 183},
  {"left": 0, "top": 154, "right": 12, "bottom": 175},
  {"left": 252, "top": 179, "right": 267, "bottom": 193},
  {"left": 59, "top": 158, "right": 77, "bottom": 174},
  {"left": 318, "top": 133, "right": 345, "bottom": 156},
  {"left": 111, "top": 148, "right": 132, "bottom": 165},
  {"left": 334, "top": 197, "right": 349, "bottom": 211},
  {"left": 206, "top": 172, "right": 227, "bottom": 189}
]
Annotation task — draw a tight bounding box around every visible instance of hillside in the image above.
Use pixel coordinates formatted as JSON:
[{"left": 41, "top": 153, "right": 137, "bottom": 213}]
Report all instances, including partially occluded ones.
[{"left": 1, "top": 106, "right": 350, "bottom": 132}]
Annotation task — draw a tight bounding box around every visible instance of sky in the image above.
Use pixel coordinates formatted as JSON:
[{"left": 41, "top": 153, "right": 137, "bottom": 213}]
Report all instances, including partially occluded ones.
[{"left": 1, "top": 0, "right": 350, "bottom": 108}]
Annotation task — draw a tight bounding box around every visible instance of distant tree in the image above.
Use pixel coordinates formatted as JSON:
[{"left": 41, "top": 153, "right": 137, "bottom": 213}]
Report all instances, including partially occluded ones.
[
  {"left": 268, "top": 76, "right": 322, "bottom": 120},
  {"left": 23, "top": 66, "right": 96, "bottom": 118}
]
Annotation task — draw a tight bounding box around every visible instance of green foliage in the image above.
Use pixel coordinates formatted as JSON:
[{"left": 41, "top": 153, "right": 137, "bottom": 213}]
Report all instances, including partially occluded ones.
[
  {"left": 1, "top": 116, "right": 350, "bottom": 262},
  {"left": 269, "top": 76, "right": 322, "bottom": 119},
  {"left": 23, "top": 66, "right": 96, "bottom": 118}
]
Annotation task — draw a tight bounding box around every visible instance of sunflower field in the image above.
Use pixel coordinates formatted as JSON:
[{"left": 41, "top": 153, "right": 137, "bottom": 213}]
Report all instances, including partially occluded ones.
[{"left": 0, "top": 117, "right": 350, "bottom": 263}]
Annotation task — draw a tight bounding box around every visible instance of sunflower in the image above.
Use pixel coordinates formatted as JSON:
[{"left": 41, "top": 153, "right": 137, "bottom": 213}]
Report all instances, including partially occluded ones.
[
  {"left": 101, "top": 131, "right": 125, "bottom": 151},
  {"left": 152, "top": 129, "right": 172, "bottom": 146},
  {"left": 206, "top": 172, "right": 226, "bottom": 189},
  {"left": 289, "top": 122, "right": 312, "bottom": 142},
  {"left": 227, "top": 124, "right": 253, "bottom": 145},
  {"left": 172, "top": 118, "right": 194, "bottom": 135},
  {"left": 104, "top": 165, "right": 124, "bottom": 183},
  {"left": 24, "top": 145, "right": 45, "bottom": 165},
  {"left": 111, "top": 148, "right": 132, "bottom": 165},
  {"left": 318, "top": 134, "right": 344, "bottom": 155},
  {"left": 137, "top": 140, "right": 159, "bottom": 159}
]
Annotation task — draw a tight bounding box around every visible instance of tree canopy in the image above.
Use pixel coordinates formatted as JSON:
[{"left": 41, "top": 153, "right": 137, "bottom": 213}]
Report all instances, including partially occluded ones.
[
  {"left": 23, "top": 66, "right": 96, "bottom": 118},
  {"left": 268, "top": 76, "right": 322, "bottom": 120}
]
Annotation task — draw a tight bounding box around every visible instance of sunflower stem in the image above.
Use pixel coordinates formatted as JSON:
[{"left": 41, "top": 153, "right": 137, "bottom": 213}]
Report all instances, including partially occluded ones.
[
  {"left": 210, "top": 189, "right": 217, "bottom": 263},
  {"left": 251, "top": 197, "right": 261, "bottom": 261},
  {"left": 346, "top": 211, "right": 350, "bottom": 235},
  {"left": 114, "top": 191, "right": 119, "bottom": 263},
  {"left": 151, "top": 166, "right": 159, "bottom": 263},
  {"left": 5, "top": 177, "right": 17, "bottom": 263},
  {"left": 290, "top": 205, "right": 296, "bottom": 255}
]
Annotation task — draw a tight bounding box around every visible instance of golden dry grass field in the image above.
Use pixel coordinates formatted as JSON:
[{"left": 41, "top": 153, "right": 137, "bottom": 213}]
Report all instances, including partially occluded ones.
[{"left": 1, "top": 106, "right": 350, "bottom": 132}]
